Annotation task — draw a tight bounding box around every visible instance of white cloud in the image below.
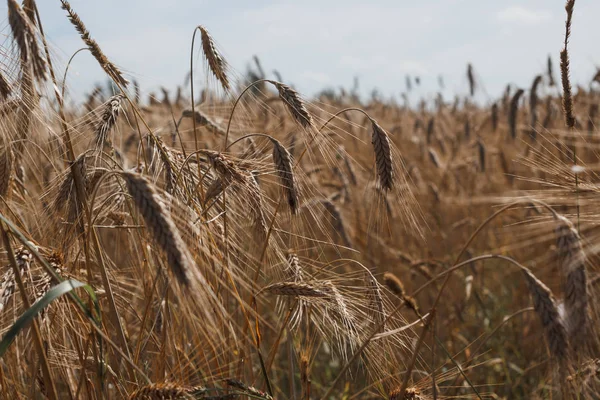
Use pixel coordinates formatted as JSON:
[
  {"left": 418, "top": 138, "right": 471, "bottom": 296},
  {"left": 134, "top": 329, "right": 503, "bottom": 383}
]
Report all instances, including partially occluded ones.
[{"left": 497, "top": 6, "right": 551, "bottom": 24}]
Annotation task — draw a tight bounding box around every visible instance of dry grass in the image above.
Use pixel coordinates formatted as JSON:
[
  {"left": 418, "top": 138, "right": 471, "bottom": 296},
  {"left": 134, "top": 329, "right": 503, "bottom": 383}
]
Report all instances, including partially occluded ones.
[{"left": 1, "top": 1, "right": 600, "bottom": 399}]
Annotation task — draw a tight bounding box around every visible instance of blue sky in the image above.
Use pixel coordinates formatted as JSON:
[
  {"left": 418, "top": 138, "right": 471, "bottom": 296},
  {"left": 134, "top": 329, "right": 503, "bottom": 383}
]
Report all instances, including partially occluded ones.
[{"left": 10, "top": 1, "right": 600, "bottom": 103}]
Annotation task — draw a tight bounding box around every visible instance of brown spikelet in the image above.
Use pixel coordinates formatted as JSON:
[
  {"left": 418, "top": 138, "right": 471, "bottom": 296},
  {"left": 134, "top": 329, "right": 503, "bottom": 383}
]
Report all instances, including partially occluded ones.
[
  {"left": 384, "top": 272, "right": 406, "bottom": 298},
  {"left": 0, "top": 71, "right": 11, "bottom": 101},
  {"left": 160, "top": 87, "right": 171, "bottom": 107},
  {"left": 149, "top": 138, "right": 177, "bottom": 195},
  {"left": 427, "top": 182, "right": 440, "bottom": 203},
  {"left": 204, "top": 177, "right": 226, "bottom": 205},
  {"left": 7, "top": 0, "right": 46, "bottom": 80},
  {"left": 403, "top": 296, "right": 419, "bottom": 314},
  {"left": 522, "top": 268, "right": 570, "bottom": 364},
  {"left": 60, "top": 0, "right": 128, "bottom": 87},
  {"left": 370, "top": 118, "right": 394, "bottom": 191},
  {"left": 174, "top": 86, "right": 182, "bottom": 107},
  {"left": 426, "top": 117, "right": 435, "bottom": 144},
  {"left": 427, "top": 148, "right": 441, "bottom": 169},
  {"left": 95, "top": 94, "right": 124, "bottom": 148},
  {"left": 509, "top": 88, "right": 525, "bottom": 139},
  {"left": 122, "top": 172, "right": 197, "bottom": 288},
  {"left": 181, "top": 109, "right": 226, "bottom": 135},
  {"left": 202, "top": 150, "right": 267, "bottom": 239},
  {"left": 321, "top": 280, "right": 354, "bottom": 336},
  {"left": 0, "top": 247, "right": 32, "bottom": 313},
  {"left": 0, "top": 145, "right": 13, "bottom": 198},
  {"left": 264, "top": 281, "right": 329, "bottom": 298},
  {"left": 268, "top": 80, "right": 314, "bottom": 129},
  {"left": 33, "top": 252, "right": 64, "bottom": 322},
  {"left": 128, "top": 383, "right": 206, "bottom": 399},
  {"left": 270, "top": 138, "right": 299, "bottom": 214},
  {"left": 467, "top": 63, "right": 475, "bottom": 97},
  {"left": 555, "top": 215, "right": 588, "bottom": 353},
  {"left": 226, "top": 379, "right": 273, "bottom": 400},
  {"left": 476, "top": 139, "right": 486, "bottom": 172},
  {"left": 560, "top": 0, "right": 576, "bottom": 128},
  {"left": 51, "top": 155, "right": 88, "bottom": 226},
  {"left": 389, "top": 387, "right": 421, "bottom": 400},
  {"left": 198, "top": 26, "right": 230, "bottom": 92},
  {"left": 491, "top": 102, "right": 498, "bottom": 132},
  {"left": 464, "top": 118, "right": 471, "bottom": 139},
  {"left": 502, "top": 84, "right": 512, "bottom": 111},
  {"left": 529, "top": 74, "right": 543, "bottom": 140},
  {"left": 548, "top": 54, "right": 556, "bottom": 86},
  {"left": 202, "top": 150, "right": 245, "bottom": 183},
  {"left": 413, "top": 118, "right": 422, "bottom": 133},
  {"left": 285, "top": 250, "right": 303, "bottom": 282}
]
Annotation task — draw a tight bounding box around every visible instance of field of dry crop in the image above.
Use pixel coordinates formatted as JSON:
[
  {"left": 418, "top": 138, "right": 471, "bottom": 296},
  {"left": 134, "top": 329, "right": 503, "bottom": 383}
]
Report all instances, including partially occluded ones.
[{"left": 0, "top": 0, "right": 599, "bottom": 399}]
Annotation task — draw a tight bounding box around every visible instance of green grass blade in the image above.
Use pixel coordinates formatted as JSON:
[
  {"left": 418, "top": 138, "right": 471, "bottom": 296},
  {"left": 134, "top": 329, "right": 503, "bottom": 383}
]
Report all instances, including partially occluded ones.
[{"left": 0, "top": 279, "right": 96, "bottom": 357}]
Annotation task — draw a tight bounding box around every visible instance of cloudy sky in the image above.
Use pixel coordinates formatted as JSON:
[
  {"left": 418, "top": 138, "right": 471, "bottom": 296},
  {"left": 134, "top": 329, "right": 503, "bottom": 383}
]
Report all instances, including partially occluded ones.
[{"left": 10, "top": 1, "right": 600, "bottom": 103}]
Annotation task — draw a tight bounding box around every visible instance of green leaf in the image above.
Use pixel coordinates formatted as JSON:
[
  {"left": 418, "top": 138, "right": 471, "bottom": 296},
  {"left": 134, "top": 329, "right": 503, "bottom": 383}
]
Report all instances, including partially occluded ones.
[
  {"left": 0, "top": 214, "right": 100, "bottom": 324},
  {"left": 0, "top": 279, "right": 96, "bottom": 357}
]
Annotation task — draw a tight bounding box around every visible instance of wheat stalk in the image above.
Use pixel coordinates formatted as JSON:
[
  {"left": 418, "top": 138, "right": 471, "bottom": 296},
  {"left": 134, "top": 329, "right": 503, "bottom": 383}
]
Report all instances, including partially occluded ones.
[
  {"left": 60, "top": 0, "right": 128, "bottom": 87},
  {"left": 384, "top": 271, "right": 406, "bottom": 298},
  {"left": 285, "top": 250, "right": 303, "bottom": 282},
  {"left": 198, "top": 25, "right": 230, "bottom": 92},
  {"left": 467, "top": 63, "right": 475, "bottom": 97},
  {"left": 548, "top": 54, "right": 556, "bottom": 86},
  {"left": 370, "top": 117, "right": 394, "bottom": 191},
  {"left": 491, "top": 102, "right": 498, "bottom": 132},
  {"left": 509, "top": 88, "right": 525, "bottom": 140},
  {"left": 270, "top": 138, "right": 299, "bottom": 214},
  {"left": 476, "top": 139, "right": 485, "bottom": 172},
  {"left": 427, "top": 148, "right": 441, "bottom": 169},
  {"left": 268, "top": 80, "right": 314, "bottom": 129},
  {"left": 561, "top": 0, "right": 576, "bottom": 128},
  {"left": 181, "top": 109, "right": 226, "bottom": 135},
  {"left": 95, "top": 94, "right": 124, "bottom": 148},
  {"left": 522, "top": 267, "right": 570, "bottom": 365},
  {"left": 264, "top": 281, "right": 329, "bottom": 297},
  {"left": 226, "top": 379, "right": 273, "bottom": 399},
  {"left": 7, "top": 0, "right": 46, "bottom": 81},
  {"left": 529, "top": 74, "right": 543, "bottom": 140},
  {"left": 204, "top": 177, "right": 226, "bottom": 205},
  {"left": 128, "top": 383, "right": 206, "bottom": 399},
  {"left": 122, "top": 172, "right": 197, "bottom": 288},
  {"left": 555, "top": 215, "right": 588, "bottom": 353},
  {"left": 0, "top": 247, "right": 33, "bottom": 313},
  {"left": 426, "top": 117, "right": 435, "bottom": 144}
]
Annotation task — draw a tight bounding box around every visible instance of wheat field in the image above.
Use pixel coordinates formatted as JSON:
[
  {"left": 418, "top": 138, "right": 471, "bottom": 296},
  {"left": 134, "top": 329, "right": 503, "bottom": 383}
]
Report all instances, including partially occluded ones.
[{"left": 0, "top": 0, "right": 599, "bottom": 399}]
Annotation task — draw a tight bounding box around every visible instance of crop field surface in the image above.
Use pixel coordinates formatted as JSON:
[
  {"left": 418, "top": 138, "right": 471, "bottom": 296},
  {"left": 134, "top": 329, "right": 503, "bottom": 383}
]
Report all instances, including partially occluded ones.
[{"left": 0, "top": 0, "right": 598, "bottom": 399}]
